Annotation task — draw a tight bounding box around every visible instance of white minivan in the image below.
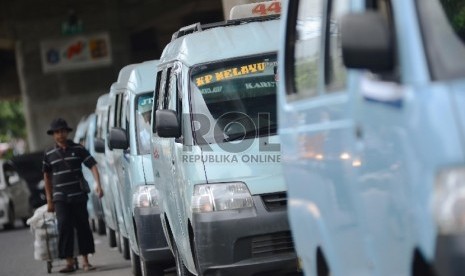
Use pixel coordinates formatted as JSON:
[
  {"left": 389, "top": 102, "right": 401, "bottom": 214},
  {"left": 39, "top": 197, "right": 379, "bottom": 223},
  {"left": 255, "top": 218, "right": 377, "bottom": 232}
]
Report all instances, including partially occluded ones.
[
  {"left": 151, "top": 2, "right": 299, "bottom": 275},
  {"left": 104, "top": 64, "right": 139, "bottom": 259},
  {"left": 109, "top": 60, "right": 174, "bottom": 275},
  {"left": 93, "top": 93, "right": 118, "bottom": 245}
]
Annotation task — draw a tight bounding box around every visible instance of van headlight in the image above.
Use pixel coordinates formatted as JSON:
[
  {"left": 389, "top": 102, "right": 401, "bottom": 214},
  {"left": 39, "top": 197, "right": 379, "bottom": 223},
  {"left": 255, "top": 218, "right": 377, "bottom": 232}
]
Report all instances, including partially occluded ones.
[
  {"left": 192, "top": 182, "right": 254, "bottom": 213},
  {"left": 432, "top": 167, "right": 465, "bottom": 234},
  {"left": 133, "top": 185, "right": 159, "bottom": 208}
]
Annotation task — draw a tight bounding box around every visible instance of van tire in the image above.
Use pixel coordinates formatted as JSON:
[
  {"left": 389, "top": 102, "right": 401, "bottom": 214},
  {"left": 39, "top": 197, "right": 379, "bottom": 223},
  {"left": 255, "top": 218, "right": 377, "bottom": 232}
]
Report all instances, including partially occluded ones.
[
  {"left": 130, "top": 249, "right": 142, "bottom": 276},
  {"left": 122, "top": 236, "right": 130, "bottom": 260},
  {"left": 97, "top": 218, "right": 106, "bottom": 235},
  {"left": 317, "top": 248, "right": 330, "bottom": 276},
  {"left": 3, "top": 206, "right": 15, "bottom": 230},
  {"left": 108, "top": 227, "right": 117, "bottom": 247},
  {"left": 173, "top": 241, "right": 194, "bottom": 276},
  {"left": 141, "top": 259, "right": 163, "bottom": 276}
]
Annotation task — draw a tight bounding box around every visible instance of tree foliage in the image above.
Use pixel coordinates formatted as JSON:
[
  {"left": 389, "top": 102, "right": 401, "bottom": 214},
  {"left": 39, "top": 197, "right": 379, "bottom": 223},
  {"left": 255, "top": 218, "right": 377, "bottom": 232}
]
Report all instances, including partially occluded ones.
[
  {"left": 0, "top": 100, "right": 26, "bottom": 142},
  {"left": 441, "top": 0, "right": 465, "bottom": 40}
]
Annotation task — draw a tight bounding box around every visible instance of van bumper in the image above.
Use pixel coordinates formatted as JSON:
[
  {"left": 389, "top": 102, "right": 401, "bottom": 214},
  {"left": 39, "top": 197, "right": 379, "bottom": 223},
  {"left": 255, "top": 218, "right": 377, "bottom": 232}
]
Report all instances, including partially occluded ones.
[
  {"left": 134, "top": 207, "right": 174, "bottom": 266},
  {"left": 192, "top": 195, "right": 299, "bottom": 276},
  {"left": 434, "top": 233, "right": 465, "bottom": 276}
]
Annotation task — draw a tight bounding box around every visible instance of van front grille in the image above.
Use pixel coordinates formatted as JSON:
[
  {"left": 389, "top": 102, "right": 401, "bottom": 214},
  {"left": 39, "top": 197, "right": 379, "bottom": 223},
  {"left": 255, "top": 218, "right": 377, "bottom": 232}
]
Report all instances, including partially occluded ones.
[
  {"left": 251, "top": 231, "right": 295, "bottom": 258},
  {"left": 261, "top": 192, "right": 287, "bottom": 211}
]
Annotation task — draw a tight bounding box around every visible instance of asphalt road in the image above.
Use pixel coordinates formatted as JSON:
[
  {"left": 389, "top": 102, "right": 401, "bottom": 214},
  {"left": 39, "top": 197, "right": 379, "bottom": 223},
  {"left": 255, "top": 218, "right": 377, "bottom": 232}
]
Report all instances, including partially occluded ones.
[{"left": 0, "top": 219, "right": 174, "bottom": 276}]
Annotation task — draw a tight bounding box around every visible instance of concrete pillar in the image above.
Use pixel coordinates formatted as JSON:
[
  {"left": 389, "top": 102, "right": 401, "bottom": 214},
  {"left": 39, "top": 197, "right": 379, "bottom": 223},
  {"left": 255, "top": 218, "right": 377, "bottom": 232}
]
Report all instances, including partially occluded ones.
[{"left": 11, "top": 0, "right": 130, "bottom": 151}]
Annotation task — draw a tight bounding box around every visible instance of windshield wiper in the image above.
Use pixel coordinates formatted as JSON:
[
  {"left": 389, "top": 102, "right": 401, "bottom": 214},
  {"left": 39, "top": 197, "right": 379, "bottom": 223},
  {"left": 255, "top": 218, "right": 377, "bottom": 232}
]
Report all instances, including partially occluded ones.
[{"left": 223, "top": 124, "right": 277, "bottom": 142}]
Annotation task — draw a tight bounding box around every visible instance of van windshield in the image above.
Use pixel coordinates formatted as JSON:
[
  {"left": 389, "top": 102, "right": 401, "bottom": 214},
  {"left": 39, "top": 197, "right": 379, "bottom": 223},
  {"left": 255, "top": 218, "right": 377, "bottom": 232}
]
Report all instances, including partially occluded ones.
[
  {"left": 189, "top": 54, "right": 278, "bottom": 145},
  {"left": 135, "top": 92, "right": 153, "bottom": 155}
]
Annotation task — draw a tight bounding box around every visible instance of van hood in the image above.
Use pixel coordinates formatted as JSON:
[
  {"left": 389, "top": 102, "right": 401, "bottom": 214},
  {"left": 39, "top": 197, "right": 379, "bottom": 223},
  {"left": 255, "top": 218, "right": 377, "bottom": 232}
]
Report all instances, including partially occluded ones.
[{"left": 200, "top": 136, "right": 285, "bottom": 195}]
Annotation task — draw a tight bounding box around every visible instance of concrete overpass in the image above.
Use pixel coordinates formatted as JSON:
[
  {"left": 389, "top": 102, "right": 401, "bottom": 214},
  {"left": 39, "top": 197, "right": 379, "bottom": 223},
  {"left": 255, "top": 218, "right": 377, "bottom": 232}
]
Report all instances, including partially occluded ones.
[{"left": 0, "top": 0, "right": 264, "bottom": 151}]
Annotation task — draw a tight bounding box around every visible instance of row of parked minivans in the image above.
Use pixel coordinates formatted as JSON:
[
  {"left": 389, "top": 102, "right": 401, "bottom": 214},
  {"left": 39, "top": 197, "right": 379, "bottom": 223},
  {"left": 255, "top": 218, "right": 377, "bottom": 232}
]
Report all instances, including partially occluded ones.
[{"left": 73, "top": 0, "right": 465, "bottom": 275}]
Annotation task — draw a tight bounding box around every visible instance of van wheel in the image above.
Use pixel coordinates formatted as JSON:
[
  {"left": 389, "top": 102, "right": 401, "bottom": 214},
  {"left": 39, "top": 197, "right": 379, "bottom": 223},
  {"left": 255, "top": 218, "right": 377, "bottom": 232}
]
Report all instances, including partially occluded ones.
[
  {"left": 130, "top": 249, "right": 142, "bottom": 276},
  {"left": 108, "top": 227, "right": 117, "bottom": 247},
  {"left": 317, "top": 248, "right": 330, "bottom": 276},
  {"left": 122, "top": 236, "right": 130, "bottom": 260},
  {"left": 173, "top": 241, "right": 194, "bottom": 276},
  {"left": 141, "top": 259, "right": 164, "bottom": 276},
  {"left": 3, "top": 206, "right": 15, "bottom": 230},
  {"left": 97, "top": 218, "right": 106, "bottom": 235}
]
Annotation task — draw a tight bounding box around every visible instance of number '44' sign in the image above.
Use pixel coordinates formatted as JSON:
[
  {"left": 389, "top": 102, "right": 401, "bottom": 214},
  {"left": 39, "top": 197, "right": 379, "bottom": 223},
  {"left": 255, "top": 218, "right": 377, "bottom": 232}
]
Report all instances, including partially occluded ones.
[{"left": 252, "top": 1, "right": 282, "bottom": 16}]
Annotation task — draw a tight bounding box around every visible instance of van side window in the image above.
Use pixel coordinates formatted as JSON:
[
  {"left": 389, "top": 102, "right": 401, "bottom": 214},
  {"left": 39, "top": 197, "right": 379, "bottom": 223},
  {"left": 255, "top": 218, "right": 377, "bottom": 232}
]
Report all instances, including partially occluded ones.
[
  {"left": 152, "top": 70, "right": 163, "bottom": 133},
  {"left": 167, "top": 68, "right": 182, "bottom": 140},
  {"left": 324, "top": 0, "right": 349, "bottom": 92},
  {"left": 167, "top": 70, "right": 177, "bottom": 111},
  {"left": 163, "top": 67, "right": 172, "bottom": 109},
  {"left": 123, "top": 92, "right": 130, "bottom": 141},
  {"left": 115, "top": 93, "right": 124, "bottom": 127},
  {"left": 288, "top": 0, "right": 323, "bottom": 101},
  {"left": 418, "top": 0, "right": 465, "bottom": 80},
  {"left": 106, "top": 108, "right": 111, "bottom": 135}
]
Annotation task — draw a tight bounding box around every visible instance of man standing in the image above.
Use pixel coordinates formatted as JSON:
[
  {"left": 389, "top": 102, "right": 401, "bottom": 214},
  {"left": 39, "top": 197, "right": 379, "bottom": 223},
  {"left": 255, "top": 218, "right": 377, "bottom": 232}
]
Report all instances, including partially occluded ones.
[{"left": 43, "top": 118, "right": 104, "bottom": 273}]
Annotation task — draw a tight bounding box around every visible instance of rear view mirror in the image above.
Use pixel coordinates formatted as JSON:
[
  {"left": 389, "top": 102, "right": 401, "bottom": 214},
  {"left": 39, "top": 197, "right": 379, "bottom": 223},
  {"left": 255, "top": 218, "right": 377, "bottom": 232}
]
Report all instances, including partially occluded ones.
[
  {"left": 109, "top": 127, "right": 129, "bottom": 150},
  {"left": 340, "top": 11, "right": 394, "bottom": 72},
  {"left": 94, "top": 137, "right": 105, "bottom": 153},
  {"left": 156, "top": 109, "right": 181, "bottom": 138}
]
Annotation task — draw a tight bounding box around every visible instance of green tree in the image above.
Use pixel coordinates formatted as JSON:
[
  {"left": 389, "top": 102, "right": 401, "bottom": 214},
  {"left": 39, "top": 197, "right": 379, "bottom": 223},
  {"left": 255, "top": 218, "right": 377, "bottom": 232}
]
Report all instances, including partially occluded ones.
[
  {"left": 441, "top": 0, "right": 465, "bottom": 40},
  {"left": 0, "top": 100, "right": 26, "bottom": 142}
]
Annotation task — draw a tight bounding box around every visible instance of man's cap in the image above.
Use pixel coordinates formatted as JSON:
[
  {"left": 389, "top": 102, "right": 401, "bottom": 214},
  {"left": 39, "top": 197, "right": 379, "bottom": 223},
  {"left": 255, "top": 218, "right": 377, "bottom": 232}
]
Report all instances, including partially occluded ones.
[{"left": 47, "top": 118, "right": 73, "bottom": 135}]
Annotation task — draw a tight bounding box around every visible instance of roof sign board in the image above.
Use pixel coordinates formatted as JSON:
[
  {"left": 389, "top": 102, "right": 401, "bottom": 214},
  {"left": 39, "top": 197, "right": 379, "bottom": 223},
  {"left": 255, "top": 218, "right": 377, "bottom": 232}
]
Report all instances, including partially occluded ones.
[{"left": 229, "top": 1, "right": 281, "bottom": 20}]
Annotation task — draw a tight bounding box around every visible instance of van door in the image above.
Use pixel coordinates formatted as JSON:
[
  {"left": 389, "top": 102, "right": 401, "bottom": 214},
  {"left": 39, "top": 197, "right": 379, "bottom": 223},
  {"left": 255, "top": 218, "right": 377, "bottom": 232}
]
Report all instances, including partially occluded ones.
[
  {"left": 155, "top": 65, "right": 185, "bottom": 248},
  {"left": 280, "top": 0, "right": 370, "bottom": 274},
  {"left": 346, "top": 0, "right": 463, "bottom": 274}
]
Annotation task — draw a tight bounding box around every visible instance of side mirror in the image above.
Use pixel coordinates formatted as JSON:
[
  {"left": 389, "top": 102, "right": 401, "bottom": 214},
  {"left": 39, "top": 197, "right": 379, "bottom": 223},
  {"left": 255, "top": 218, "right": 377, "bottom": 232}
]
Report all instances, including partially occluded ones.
[
  {"left": 156, "top": 109, "right": 181, "bottom": 138},
  {"left": 340, "top": 11, "right": 393, "bottom": 72},
  {"left": 94, "top": 137, "right": 105, "bottom": 153},
  {"left": 109, "top": 127, "right": 129, "bottom": 150}
]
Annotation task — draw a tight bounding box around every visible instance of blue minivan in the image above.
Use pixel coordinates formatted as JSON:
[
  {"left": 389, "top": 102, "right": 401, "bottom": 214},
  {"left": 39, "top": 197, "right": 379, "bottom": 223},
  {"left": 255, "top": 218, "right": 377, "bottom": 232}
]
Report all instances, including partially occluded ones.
[{"left": 279, "top": 0, "right": 465, "bottom": 275}]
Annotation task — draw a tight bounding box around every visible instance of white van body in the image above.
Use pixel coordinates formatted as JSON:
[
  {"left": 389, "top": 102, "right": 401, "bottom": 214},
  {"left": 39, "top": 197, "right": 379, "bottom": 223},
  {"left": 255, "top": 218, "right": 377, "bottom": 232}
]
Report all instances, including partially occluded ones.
[
  {"left": 93, "top": 93, "right": 118, "bottom": 244},
  {"left": 108, "top": 60, "right": 174, "bottom": 273},
  {"left": 151, "top": 4, "right": 298, "bottom": 275},
  {"left": 103, "top": 64, "right": 138, "bottom": 255}
]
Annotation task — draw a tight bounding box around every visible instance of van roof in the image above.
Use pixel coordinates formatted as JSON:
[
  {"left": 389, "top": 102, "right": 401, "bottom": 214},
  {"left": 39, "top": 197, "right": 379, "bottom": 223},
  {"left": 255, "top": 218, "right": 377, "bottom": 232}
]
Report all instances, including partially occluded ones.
[
  {"left": 95, "top": 93, "right": 109, "bottom": 110},
  {"left": 126, "top": 60, "right": 159, "bottom": 94},
  {"left": 160, "top": 18, "right": 280, "bottom": 67},
  {"left": 110, "top": 63, "right": 139, "bottom": 93}
]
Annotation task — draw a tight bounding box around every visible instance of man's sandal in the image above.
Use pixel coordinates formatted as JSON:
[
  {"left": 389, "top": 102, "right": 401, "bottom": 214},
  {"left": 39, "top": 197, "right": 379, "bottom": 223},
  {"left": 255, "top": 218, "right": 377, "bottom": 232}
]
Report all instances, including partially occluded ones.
[{"left": 83, "top": 264, "right": 96, "bottom": 272}]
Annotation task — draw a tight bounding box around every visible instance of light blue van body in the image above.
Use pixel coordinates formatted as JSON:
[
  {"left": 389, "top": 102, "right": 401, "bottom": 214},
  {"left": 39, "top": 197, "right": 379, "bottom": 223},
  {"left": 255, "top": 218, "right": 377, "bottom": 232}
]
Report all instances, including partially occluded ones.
[
  {"left": 151, "top": 12, "right": 298, "bottom": 276},
  {"left": 278, "top": 0, "right": 465, "bottom": 275},
  {"left": 105, "top": 64, "right": 139, "bottom": 254},
  {"left": 93, "top": 93, "right": 118, "bottom": 240},
  {"left": 109, "top": 60, "right": 174, "bottom": 272},
  {"left": 80, "top": 113, "right": 106, "bottom": 234}
]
